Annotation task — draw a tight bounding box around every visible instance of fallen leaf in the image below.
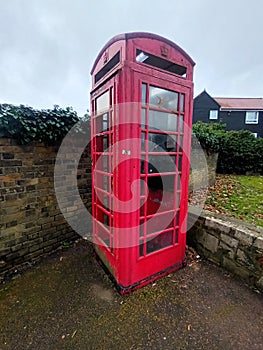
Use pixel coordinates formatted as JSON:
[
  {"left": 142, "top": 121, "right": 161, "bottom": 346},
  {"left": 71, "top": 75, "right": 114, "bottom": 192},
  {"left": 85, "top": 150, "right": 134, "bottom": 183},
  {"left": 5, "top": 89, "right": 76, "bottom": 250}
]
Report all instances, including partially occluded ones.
[{"left": 71, "top": 330, "right": 77, "bottom": 338}]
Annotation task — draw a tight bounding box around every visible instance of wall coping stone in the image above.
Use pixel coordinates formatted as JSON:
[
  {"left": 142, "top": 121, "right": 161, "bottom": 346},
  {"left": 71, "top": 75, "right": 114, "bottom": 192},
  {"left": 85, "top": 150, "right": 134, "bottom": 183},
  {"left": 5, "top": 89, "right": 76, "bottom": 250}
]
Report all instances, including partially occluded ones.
[{"left": 188, "top": 207, "right": 263, "bottom": 292}]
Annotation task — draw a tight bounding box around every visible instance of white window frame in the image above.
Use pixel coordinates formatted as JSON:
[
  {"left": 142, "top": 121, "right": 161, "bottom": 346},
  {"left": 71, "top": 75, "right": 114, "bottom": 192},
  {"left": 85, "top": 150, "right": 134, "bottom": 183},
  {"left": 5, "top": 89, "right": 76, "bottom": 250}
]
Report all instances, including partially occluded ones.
[
  {"left": 252, "top": 132, "right": 258, "bottom": 138},
  {"left": 209, "top": 110, "right": 218, "bottom": 120},
  {"left": 245, "top": 111, "right": 259, "bottom": 124}
]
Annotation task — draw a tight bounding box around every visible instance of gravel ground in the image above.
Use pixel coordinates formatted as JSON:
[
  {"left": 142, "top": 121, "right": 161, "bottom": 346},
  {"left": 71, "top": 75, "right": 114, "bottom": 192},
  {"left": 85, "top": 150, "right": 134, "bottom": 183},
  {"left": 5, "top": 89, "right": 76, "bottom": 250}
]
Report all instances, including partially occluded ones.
[{"left": 0, "top": 240, "right": 262, "bottom": 350}]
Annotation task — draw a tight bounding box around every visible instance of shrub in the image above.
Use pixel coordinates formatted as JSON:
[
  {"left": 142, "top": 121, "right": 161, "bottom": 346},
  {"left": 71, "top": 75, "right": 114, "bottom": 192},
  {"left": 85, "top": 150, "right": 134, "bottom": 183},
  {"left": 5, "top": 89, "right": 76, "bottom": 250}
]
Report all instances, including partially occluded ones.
[
  {"left": 217, "top": 130, "right": 263, "bottom": 175},
  {"left": 192, "top": 121, "right": 226, "bottom": 154},
  {"left": 192, "top": 121, "right": 263, "bottom": 175}
]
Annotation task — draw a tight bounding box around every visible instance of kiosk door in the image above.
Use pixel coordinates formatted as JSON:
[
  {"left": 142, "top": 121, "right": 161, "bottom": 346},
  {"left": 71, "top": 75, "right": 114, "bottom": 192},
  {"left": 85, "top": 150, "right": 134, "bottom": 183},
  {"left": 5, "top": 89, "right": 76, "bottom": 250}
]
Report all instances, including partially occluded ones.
[
  {"left": 123, "top": 73, "right": 192, "bottom": 285},
  {"left": 92, "top": 79, "right": 116, "bottom": 273}
]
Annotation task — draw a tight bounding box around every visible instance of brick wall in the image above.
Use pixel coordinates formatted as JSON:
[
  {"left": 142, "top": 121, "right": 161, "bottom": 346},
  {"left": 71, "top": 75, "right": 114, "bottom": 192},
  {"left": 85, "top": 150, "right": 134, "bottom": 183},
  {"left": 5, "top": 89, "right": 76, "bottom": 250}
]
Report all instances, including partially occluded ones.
[
  {"left": 187, "top": 208, "right": 263, "bottom": 292},
  {"left": 0, "top": 138, "right": 91, "bottom": 280},
  {"left": 2, "top": 135, "right": 262, "bottom": 292}
]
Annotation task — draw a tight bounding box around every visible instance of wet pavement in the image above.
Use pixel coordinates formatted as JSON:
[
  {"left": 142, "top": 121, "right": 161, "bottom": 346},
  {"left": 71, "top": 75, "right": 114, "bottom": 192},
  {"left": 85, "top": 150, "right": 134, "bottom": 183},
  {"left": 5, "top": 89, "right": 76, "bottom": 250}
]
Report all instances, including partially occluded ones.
[{"left": 0, "top": 240, "right": 262, "bottom": 350}]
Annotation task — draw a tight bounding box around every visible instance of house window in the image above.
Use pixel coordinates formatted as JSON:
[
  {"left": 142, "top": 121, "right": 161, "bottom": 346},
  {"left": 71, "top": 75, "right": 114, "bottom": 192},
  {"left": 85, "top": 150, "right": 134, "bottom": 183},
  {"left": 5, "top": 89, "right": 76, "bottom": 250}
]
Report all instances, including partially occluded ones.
[
  {"left": 245, "top": 111, "right": 259, "bottom": 124},
  {"left": 209, "top": 110, "right": 218, "bottom": 120},
  {"left": 252, "top": 133, "right": 258, "bottom": 138}
]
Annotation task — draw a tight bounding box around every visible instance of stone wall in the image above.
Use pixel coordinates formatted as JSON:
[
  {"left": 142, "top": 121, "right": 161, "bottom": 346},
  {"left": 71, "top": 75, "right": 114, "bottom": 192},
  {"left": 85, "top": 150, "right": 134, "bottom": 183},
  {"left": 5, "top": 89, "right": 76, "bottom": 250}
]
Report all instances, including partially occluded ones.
[
  {"left": 190, "top": 147, "right": 218, "bottom": 191},
  {"left": 187, "top": 208, "right": 263, "bottom": 291},
  {"left": 0, "top": 138, "right": 91, "bottom": 280}
]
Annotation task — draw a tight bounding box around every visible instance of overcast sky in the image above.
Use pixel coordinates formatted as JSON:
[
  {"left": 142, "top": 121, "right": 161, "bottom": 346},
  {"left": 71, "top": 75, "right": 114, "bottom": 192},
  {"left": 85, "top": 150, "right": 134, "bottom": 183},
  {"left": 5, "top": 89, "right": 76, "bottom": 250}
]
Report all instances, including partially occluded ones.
[{"left": 1, "top": 0, "right": 263, "bottom": 116}]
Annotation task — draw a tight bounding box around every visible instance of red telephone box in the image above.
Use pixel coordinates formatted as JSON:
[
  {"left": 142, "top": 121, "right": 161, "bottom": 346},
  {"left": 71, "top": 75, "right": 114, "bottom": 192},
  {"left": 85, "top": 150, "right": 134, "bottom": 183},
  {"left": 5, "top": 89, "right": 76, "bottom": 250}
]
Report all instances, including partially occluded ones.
[{"left": 90, "top": 32, "right": 195, "bottom": 294}]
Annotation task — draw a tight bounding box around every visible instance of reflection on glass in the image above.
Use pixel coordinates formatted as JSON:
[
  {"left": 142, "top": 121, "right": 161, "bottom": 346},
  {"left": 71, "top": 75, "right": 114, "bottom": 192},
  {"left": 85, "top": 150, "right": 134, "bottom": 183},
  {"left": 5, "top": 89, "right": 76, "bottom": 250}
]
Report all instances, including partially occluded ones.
[
  {"left": 149, "top": 110, "right": 178, "bottom": 132},
  {"left": 103, "top": 213, "right": 109, "bottom": 226},
  {"left": 96, "top": 135, "right": 110, "bottom": 152},
  {"left": 96, "top": 113, "right": 108, "bottom": 133},
  {"left": 141, "top": 109, "right": 146, "bottom": 128},
  {"left": 148, "top": 133, "right": 177, "bottom": 152},
  {"left": 110, "top": 111, "right": 114, "bottom": 129},
  {"left": 139, "top": 242, "right": 144, "bottom": 257},
  {"left": 166, "top": 134, "right": 177, "bottom": 151},
  {"left": 177, "top": 177, "right": 181, "bottom": 190},
  {"left": 103, "top": 156, "right": 109, "bottom": 172},
  {"left": 137, "top": 52, "right": 149, "bottom": 63},
  {"left": 179, "top": 135, "right": 183, "bottom": 151},
  {"left": 140, "top": 176, "right": 145, "bottom": 195},
  {"left": 150, "top": 86, "right": 179, "bottom": 111},
  {"left": 141, "top": 132, "right": 146, "bottom": 152},
  {"left": 176, "top": 210, "right": 180, "bottom": 227},
  {"left": 110, "top": 87, "right": 114, "bottom": 106},
  {"left": 103, "top": 195, "right": 109, "bottom": 209},
  {"left": 104, "top": 176, "right": 108, "bottom": 191},
  {"left": 148, "top": 155, "right": 176, "bottom": 173},
  {"left": 141, "top": 156, "right": 145, "bottom": 174},
  {"left": 176, "top": 192, "right": 181, "bottom": 208},
  {"left": 146, "top": 230, "right": 173, "bottom": 254},
  {"left": 94, "top": 172, "right": 101, "bottom": 187},
  {"left": 142, "top": 84, "right": 147, "bottom": 104},
  {"left": 103, "top": 135, "right": 109, "bottom": 151},
  {"left": 148, "top": 133, "right": 167, "bottom": 152},
  {"left": 96, "top": 90, "right": 110, "bottom": 114},
  {"left": 146, "top": 212, "right": 174, "bottom": 235},
  {"left": 180, "top": 115, "right": 184, "bottom": 133},
  {"left": 140, "top": 219, "right": 144, "bottom": 236},
  {"left": 161, "top": 175, "right": 175, "bottom": 193},
  {"left": 180, "top": 94, "right": 185, "bottom": 112},
  {"left": 97, "top": 224, "right": 110, "bottom": 246},
  {"left": 175, "top": 229, "right": 179, "bottom": 243},
  {"left": 103, "top": 114, "right": 108, "bottom": 132},
  {"left": 178, "top": 155, "right": 182, "bottom": 172}
]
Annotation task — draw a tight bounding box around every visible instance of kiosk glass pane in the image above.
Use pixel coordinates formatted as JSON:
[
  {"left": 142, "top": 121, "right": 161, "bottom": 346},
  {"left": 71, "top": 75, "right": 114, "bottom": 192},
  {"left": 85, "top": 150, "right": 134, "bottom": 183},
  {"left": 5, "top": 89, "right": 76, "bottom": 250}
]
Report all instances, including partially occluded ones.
[
  {"left": 148, "top": 133, "right": 177, "bottom": 152},
  {"left": 142, "top": 84, "right": 147, "bottom": 105},
  {"left": 141, "top": 132, "right": 146, "bottom": 152},
  {"left": 141, "top": 109, "right": 146, "bottom": 128},
  {"left": 96, "top": 90, "right": 110, "bottom": 114},
  {"left": 180, "top": 93, "right": 185, "bottom": 112},
  {"left": 96, "top": 113, "right": 109, "bottom": 133},
  {"left": 148, "top": 155, "right": 176, "bottom": 173},
  {"left": 146, "top": 231, "right": 173, "bottom": 254},
  {"left": 149, "top": 86, "right": 179, "bottom": 111},
  {"left": 149, "top": 110, "right": 178, "bottom": 132}
]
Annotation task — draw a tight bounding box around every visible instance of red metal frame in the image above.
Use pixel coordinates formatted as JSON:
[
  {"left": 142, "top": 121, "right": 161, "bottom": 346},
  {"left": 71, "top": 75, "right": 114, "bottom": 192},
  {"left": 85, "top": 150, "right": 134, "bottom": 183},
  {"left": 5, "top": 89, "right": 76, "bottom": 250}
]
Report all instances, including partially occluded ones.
[{"left": 90, "top": 33, "right": 195, "bottom": 294}]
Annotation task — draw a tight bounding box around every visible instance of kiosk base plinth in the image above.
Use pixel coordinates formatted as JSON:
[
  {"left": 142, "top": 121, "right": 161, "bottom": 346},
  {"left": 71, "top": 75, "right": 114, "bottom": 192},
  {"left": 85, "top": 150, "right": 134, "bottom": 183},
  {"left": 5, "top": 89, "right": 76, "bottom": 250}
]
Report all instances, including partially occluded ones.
[{"left": 94, "top": 246, "right": 187, "bottom": 296}]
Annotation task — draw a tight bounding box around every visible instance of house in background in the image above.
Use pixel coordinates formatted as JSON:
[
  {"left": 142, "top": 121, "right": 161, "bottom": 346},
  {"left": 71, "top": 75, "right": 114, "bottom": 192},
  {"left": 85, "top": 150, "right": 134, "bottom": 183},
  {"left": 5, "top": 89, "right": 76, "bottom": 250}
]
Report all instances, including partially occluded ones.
[{"left": 193, "top": 90, "right": 263, "bottom": 137}]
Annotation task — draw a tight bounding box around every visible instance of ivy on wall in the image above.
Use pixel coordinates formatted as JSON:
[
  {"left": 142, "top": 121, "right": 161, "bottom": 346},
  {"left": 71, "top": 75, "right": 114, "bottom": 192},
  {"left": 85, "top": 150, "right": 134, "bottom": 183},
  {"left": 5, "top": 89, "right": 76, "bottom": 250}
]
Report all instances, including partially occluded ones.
[{"left": 0, "top": 104, "right": 82, "bottom": 144}]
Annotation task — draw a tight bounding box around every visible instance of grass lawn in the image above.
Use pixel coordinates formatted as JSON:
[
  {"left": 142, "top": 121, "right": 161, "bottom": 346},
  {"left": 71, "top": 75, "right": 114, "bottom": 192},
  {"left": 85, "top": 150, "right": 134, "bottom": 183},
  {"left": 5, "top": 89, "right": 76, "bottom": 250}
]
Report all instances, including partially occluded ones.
[{"left": 204, "top": 175, "right": 263, "bottom": 227}]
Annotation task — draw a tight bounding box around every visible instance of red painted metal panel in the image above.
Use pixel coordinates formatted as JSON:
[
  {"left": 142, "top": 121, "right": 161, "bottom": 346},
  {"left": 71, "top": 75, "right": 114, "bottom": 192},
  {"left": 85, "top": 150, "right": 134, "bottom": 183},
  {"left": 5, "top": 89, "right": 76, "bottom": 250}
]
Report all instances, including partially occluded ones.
[{"left": 91, "top": 32, "right": 194, "bottom": 294}]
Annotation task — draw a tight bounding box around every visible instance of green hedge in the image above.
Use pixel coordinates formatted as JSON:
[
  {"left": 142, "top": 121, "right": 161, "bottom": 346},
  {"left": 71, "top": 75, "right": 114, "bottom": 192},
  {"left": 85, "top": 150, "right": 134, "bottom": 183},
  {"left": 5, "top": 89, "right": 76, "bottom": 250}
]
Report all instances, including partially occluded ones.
[
  {"left": 192, "top": 121, "right": 226, "bottom": 153},
  {"left": 0, "top": 104, "right": 81, "bottom": 144},
  {"left": 217, "top": 130, "right": 263, "bottom": 175},
  {"left": 192, "top": 121, "right": 263, "bottom": 175}
]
